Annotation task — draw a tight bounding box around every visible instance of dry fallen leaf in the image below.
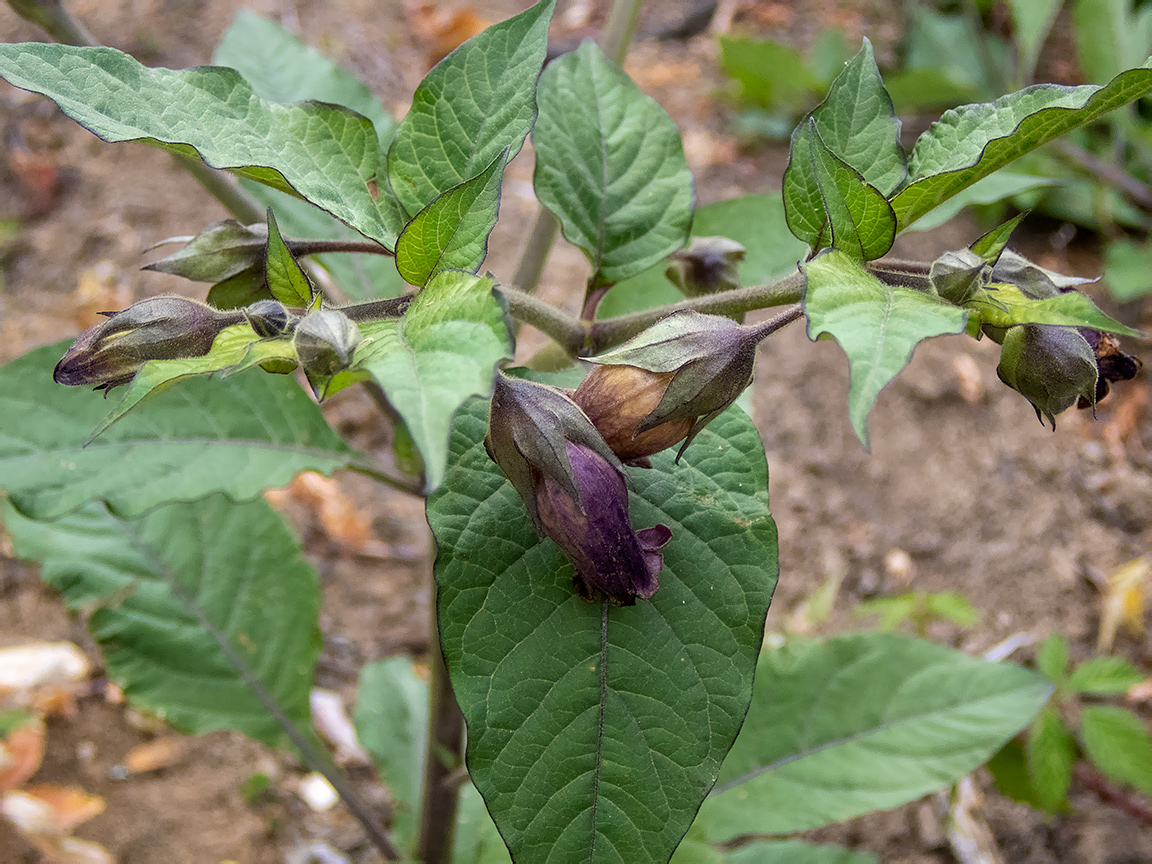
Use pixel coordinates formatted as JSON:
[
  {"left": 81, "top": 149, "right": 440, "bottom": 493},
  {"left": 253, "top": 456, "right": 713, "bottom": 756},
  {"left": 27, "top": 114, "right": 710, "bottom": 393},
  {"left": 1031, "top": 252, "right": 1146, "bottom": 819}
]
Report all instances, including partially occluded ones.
[
  {"left": 296, "top": 772, "right": 339, "bottom": 812},
  {"left": 118, "top": 736, "right": 188, "bottom": 776},
  {"left": 953, "top": 354, "right": 985, "bottom": 403},
  {"left": 406, "top": 3, "right": 491, "bottom": 68},
  {"left": 269, "top": 472, "right": 373, "bottom": 551},
  {"left": 0, "top": 716, "right": 46, "bottom": 794},
  {"left": 73, "top": 261, "right": 131, "bottom": 331},
  {"left": 26, "top": 835, "right": 114, "bottom": 864},
  {"left": 0, "top": 642, "right": 91, "bottom": 715},
  {"left": 2, "top": 785, "right": 104, "bottom": 835},
  {"left": 1097, "top": 556, "right": 1148, "bottom": 653}
]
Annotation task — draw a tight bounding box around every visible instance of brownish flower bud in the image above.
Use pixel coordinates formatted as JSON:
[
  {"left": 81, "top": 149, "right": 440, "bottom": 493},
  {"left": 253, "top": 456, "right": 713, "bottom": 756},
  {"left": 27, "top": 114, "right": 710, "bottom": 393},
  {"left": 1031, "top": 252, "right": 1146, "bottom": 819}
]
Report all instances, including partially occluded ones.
[
  {"left": 572, "top": 364, "right": 694, "bottom": 462},
  {"left": 53, "top": 295, "right": 239, "bottom": 392}
]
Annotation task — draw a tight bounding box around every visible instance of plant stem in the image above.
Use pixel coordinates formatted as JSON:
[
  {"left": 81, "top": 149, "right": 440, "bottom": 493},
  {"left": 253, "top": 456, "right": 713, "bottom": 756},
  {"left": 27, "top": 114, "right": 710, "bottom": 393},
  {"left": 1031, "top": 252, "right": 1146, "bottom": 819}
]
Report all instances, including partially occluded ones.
[
  {"left": 508, "top": 0, "right": 646, "bottom": 298},
  {"left": 290, "top": 238, "right": 396, "bottom": 258},
  {"left": 9, "top": 0, "right": 265, "bottom": 224},
  {"left": 416, "top": 578, "right": 466, "bottom": 864},
  {"left": 587, "top": 270, "right": 807, "bottom": 352}
]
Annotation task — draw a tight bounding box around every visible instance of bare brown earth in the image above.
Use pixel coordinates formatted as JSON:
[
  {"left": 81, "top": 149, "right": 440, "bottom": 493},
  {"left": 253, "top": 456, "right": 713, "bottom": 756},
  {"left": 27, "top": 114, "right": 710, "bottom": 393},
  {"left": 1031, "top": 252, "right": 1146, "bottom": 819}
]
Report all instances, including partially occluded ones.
[{"left": 1, "top": 1, "right": 1150, "bottom": 863}]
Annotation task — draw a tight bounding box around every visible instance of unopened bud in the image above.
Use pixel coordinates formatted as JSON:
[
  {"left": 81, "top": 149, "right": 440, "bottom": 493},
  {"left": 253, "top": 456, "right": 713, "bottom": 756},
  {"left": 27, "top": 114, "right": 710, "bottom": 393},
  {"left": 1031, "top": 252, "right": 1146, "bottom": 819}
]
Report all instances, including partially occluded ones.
[
  {"left": 244, "top": 299, "right": 293, "bottom": 338},
  {"left": 583, "top": 310, "right": 761, "bottom": 460},
  {"left": 997, "top": 324, "right": 1098, "bottom": 429},
  {"left": 665, "top": 237, "right": 746, "bottom": 298},
  {"left": 54, "top": 295, "right": 238, "bottom": 391},
  {"left": 293, "top": 309, "right": 361, "bottom": 378},
  {"left": 572, "top": 365, "right": 693, "bottom": 462}
]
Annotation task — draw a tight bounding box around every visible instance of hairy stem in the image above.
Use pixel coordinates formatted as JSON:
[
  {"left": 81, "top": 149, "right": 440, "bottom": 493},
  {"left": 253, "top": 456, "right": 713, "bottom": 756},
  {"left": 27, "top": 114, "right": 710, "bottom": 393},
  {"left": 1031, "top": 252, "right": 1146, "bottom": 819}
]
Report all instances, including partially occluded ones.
[
  {"left": 508, "top": 0, "right": 646, "bottom": 298},
  {"left": 587, "top": 270, "right": 807, "bottom": 352},
  {"left": 290, "top": 238, "right": 396, "bottom": 258},
  {"left": 417, "top": 575, "right": 466, "bottom": 864}
]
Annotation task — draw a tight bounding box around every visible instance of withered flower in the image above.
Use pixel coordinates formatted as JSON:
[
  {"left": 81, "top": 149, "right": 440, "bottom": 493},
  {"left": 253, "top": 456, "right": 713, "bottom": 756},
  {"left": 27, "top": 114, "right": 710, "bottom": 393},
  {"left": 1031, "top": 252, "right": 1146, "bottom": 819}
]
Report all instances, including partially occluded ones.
[
  {"left": 54, "top": 295, "right": 239, "bottom": 391},
  {"left": 575, "top": 310, "right": 762, "bottom": 461},
  {"left": 486, "top": 373, "right": 671, "bottom": 604},
  {"left": 1077, "top": 329, "right": 1143, "bottom": 409}
]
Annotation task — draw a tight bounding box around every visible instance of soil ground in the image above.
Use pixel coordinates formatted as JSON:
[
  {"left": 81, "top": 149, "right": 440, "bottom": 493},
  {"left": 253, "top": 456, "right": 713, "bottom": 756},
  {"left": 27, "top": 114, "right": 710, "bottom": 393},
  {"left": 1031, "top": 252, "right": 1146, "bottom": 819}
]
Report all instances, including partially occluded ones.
[{"left": 1, "top": 1, "right": 1150, "bottom": 863}]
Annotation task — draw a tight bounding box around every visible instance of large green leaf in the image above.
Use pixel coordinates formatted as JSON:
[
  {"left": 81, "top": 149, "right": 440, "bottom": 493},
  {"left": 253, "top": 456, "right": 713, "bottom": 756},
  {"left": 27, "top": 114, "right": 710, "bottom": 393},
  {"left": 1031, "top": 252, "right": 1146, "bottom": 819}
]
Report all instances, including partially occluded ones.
[
  {"left": 533, "top": 39, "right": 694, "bottom": 284},
  {"left": 395, "top": 151, "right": 508, "bottom": 287},
  {"left": 717, "top": 35, "right": 822, "bottom": 114},
  {"left": 214, "top": 9, "right": 396, "bottom": 152},
  {"left": 428, "top": 398, "right": 778, "bottom": 863},
  {"left": 894, "top": 63, "right": 1152, "bottom": 230},
  {"left": 0, "top": 341, "right": 353, "bottom": 520},
  {"left": 596, "top": 195, "right": 807, "bottom": 318},
  {"left": 352, "top": 271, "right": 512, "bottom": 492},
  {"left": 354, "top": 657, "right": 511, "bottom": 862},
  {"left": 2, "top": 495, "right": 321, "bottom": 749},
  {"left": 803, "top": 250, "right": 968, "bottom": 448},
  {"left": 1026, "top": 705, "right": 1075, "bottom": 812},
  {"left": 0, "top": 44, "right": 394, "bottom": 246},
  {"left": 724, "top": 841, "right": 878, "bottom": 864},
  {"left": 692, "top": 633, "right": 1051, "bottom": 837},
  {"left": 386, "top": 0, "right": 555, "bottom": 219}
]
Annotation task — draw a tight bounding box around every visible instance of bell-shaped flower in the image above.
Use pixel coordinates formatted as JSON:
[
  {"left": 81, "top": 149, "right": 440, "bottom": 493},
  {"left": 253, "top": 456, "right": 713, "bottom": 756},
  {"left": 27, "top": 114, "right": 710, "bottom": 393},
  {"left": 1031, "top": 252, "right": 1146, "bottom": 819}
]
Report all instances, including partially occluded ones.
[{"left": 486, "top": 373, "right": 671, "bottom": 604}]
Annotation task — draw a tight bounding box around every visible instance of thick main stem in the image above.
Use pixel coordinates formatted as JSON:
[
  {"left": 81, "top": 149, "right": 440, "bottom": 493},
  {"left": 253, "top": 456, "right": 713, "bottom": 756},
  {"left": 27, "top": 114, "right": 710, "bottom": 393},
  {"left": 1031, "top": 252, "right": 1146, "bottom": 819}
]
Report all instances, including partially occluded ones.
[{"left": 416, "top": 574, "right": 466, "bottom": 864}]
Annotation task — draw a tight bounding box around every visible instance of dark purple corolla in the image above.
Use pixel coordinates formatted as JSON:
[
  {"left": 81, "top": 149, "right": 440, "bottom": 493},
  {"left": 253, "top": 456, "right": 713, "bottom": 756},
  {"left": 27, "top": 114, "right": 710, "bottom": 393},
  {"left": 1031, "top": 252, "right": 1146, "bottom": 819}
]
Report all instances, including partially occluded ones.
[
  {"left": 486, "top": 373, "right": 672, "bottom": 605},
  {"left": 535, "top": 442, "right": 671, "bottom": 604}
]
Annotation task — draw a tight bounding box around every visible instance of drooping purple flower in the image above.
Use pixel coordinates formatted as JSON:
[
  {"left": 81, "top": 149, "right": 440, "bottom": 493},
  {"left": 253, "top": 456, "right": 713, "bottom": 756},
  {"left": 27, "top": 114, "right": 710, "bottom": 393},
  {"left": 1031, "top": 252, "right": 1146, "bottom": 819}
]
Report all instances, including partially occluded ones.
[
  {"left": 485, "top": 374, "right": 672, "bottom": 604},
  {"left": 535, "top": 442, "right": 671, "bottom": 605}
]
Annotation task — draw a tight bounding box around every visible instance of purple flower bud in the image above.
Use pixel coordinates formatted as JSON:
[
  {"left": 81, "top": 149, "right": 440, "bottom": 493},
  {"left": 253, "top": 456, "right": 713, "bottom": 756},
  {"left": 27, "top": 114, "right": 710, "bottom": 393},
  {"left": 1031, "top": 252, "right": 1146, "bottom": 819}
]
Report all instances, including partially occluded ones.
[
  {"left": 1077, "top": 329, "right": 1143, "bottom": 409},
  {"left": 53, "top": 295, "right": 239, "bottom": 392},
  {"left": 486, "top": 374, "right": 672, "bottom": 604},
  {"left": 535, "top": 442, "right": 671, "bottom": 605}
]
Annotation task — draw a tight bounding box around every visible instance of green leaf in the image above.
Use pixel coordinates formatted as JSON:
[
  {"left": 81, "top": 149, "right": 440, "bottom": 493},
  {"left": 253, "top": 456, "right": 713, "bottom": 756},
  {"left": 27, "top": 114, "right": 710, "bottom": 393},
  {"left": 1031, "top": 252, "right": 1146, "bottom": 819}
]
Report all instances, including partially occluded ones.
[
  {"left": 88, "top": 324, "right": 299, "bottom": 440},
  {"left": 395, "top": 150, "right": 508, "bottom": 288},
  {"left": 966, "top": 283, "right": 1143, "bottom": 337},
  {"left": 693, "top": 633, "right": 1051, "bottom": 837},
  {"left": 970, "top": 213, "right": 1028, "bottom": 262},
  {"left": 355, "top": 658, "right": 428, "bottom": 851},
  {"left": 265, "top": 208, "right": 315, "bottom": 306},
  {"left": 1079, "top": 705, "right": 1152, "bottom": 795},
  {"left": 1072, "top": 0, "right": 1134, "bottom": 85},
  {"left": 904, "top": 171, "right": 1056, "bottom": 232},
  {"left": 987, "top": 738, "right": 1049, "bottom": 809},
  {"left": 927, "top": 591, "right": 981, "bottom": 628},
  {"left": 893, "top": 63, "right": 1152, "bottom": 230},
  {"left": 1026, "top": 705, "right": 1076, "bottom": 812},
  {"left": 717, "top": 36, "right": 821, "bottom": 113},
  {"left": 214, "top": 9, "right": 396, "bottom": 153},
  {"left": 1104, "top": 237, "right": 1152, "bottom": 302},
  {"left": 428, "top": 398, "right": 777, "bottom": 863},
  {"left": 596, "top": 195, "right": 807, "bottom": 318},
  {"left": 1007, "top": 0, "right": 1063, "bottom": 83},
  {"left": 1035, "top": 634, "right": 1069, "bottom": 683},
  {"left": 806, "top": 121, "right": 896, "bottom": 260},
  {"left": 0, "top": 341, "right": 353, "bottom": 520},
  {"left": 806, "top": 38, "right": 906, "bottom": 195},
  {"left": 0, "top": 44, "right": 394, "bottom": 246},
  {"left": 206, "top": 268, "right": 272, "bottom": 309},
  {"left": 386, "top": 0, "right": 555, "bottom": 219},
  {"left": 533, "top": 40, "right": 694, "bottom": 284},
  {"left": 2, "top": 495, "right": 320, "bottom": 749},
  {"left": 803, "top": 250, "right": 968, "bottom": 448},
  {"left": 352, "top": 271, "right": 511, "bottom": 492},
  {"left": 354, "top": 657, "right": 510, "bottom": 862},
  {"left": 1067, "top": 656, "right": 1145, "bottom": 695}
]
